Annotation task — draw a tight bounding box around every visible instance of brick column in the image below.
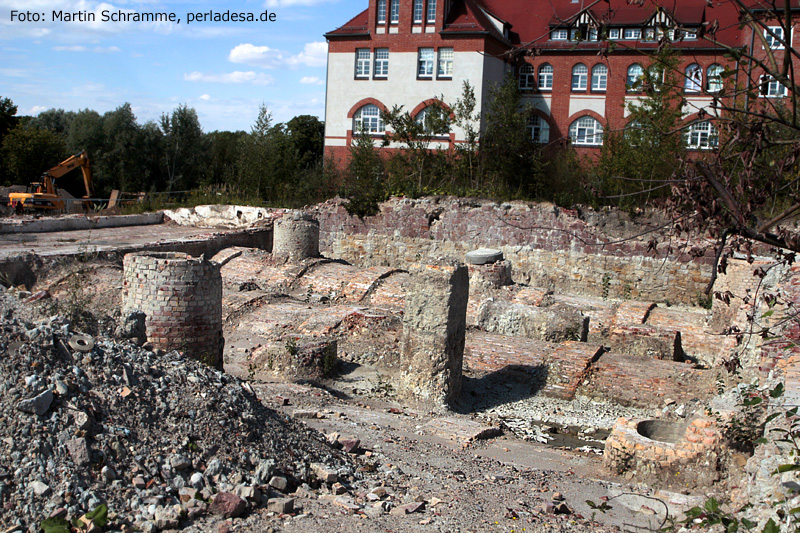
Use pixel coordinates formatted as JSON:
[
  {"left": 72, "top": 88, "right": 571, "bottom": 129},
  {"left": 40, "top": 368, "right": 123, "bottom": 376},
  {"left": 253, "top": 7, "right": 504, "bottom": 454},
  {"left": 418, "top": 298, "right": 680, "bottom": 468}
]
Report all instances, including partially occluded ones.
[
  {"left": 122, "top": 252, "right": 223, "bottom": 368},
  {"left": 398, "top": 260, "right": 469, "bottom": 409},
  {"left": 273, "top": 211, "right": 320, "bottom": 261}
]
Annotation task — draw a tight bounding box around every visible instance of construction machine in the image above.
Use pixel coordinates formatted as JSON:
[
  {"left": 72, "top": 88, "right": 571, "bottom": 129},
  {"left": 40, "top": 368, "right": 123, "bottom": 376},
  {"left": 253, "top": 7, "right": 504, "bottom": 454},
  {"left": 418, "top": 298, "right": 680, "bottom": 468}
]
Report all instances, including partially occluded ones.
[{"left": 8, "top": 150, "right": 94, "bottom": 213}]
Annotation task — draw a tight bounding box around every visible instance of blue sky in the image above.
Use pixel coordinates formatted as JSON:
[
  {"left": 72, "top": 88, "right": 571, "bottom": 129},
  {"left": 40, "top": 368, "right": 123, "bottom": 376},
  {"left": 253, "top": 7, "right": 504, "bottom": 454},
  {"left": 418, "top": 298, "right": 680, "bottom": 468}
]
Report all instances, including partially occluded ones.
[{"left": 0, "top": 0, "right": 363, "bottom": 132}]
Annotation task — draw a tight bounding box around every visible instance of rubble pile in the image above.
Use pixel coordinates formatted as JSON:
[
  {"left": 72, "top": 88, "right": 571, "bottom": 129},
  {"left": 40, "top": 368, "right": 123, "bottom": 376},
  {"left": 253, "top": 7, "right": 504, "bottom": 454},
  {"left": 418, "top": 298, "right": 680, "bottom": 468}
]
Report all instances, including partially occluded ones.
[{"left": 0, "top": 291, "right": 354, "bottom": 532}]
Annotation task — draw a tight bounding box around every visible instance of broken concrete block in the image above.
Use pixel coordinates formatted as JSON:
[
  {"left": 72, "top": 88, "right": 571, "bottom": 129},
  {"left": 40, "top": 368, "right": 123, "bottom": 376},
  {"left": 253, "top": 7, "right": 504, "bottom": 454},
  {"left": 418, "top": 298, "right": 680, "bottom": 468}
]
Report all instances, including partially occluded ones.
[
  {"left": 311, "top": 463, "right": 337, "bottom": 484},
  {"left": 267, "top": 497, "right": 295, "bottom": 514},
  {"left": 475, "top": 300, "right": 588, "bottom": 343},
  {"left": 399, "top": 261, "right": 468, "bottom": 409}
]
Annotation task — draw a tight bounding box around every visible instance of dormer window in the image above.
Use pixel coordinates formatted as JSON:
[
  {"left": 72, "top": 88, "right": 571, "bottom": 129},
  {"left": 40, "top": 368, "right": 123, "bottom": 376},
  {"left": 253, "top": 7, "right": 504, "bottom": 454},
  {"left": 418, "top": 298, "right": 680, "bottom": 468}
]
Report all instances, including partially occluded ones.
[
  {"left": 623, "top": 28, "right": 641, "bottom": 40},
  {"left": 609, "top": 28, "right": 620, "bottom": 39},
  {"left": 552, "top": 28, "right": 568, "bottom": 40}
]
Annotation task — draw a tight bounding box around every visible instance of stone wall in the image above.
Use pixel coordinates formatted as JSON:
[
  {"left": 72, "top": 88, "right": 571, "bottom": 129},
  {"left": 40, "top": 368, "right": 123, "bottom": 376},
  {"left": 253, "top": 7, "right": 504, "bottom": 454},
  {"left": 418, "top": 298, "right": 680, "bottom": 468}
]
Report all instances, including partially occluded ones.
[
  {"left": 122, "top": 252, "right": 223, "bottom": 368},
  {"left": 313, "top": 197, "right": 714, "bottom": 305}
]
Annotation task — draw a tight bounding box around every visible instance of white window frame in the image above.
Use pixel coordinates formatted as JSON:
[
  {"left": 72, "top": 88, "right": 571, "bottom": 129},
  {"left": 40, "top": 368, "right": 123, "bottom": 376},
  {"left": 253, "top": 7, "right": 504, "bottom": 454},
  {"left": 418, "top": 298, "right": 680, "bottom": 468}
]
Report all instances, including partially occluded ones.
[
  {"left": 569, "top": 116, "right": 603, "bottom": 146},
  {"left": 572, "top": 63, "right": 588, "bottom": 91},
  {"left": 764, "top": 26, "right": 788, "bottom": 49},
  {"left": 609, "top": 28, "right": 620, "bottom": 39},
  {"left": 374, "top": 48, "right": 389, "bottom": 78},
  {"left": 623, "top": 28, "right": 641, "bottom": 40},
  {"left": 685, "top": 64, "right": 702, "bottom": 92},
  {"left": 519, "top": 64, "right": 536, "bottom": 90},
  {"left": 415, "top": 106, "right": 449, "bottom": 136},
  {"left": 551, "top": 29, "right": 568, "bottom": 40},
  {"left": 376, "top": 0, "right": 387, "bottom": 24},
  {"left": 761, "top": 75, "right": 788, "bottom": 97},
  {"left": 527, "top": 116, "right": 550, "bottom": 144},
  {"left": 538, "top": 64, "right": 553, "bottom": 90},
  {"left": 643, "top": 27, "right": 655, "bottom": 41},
  {"left": 418, "top": 47, "right": 434, "bottom": 78},
  {"left": 626, "top": 63, "right": 644, "bottom": 91},
  {"left": 354, "top": 104, "right": 385, "bottom": 134},
  {"left": 390, "top": 0, "right": 399, "bottom": 23},
  {"left": 685, "top": 121, "right": 719, "bottom": 149},
  {"left": 426, "top": 0, "right": 436, "bottom": 23},
  {"left": 355, "top": 48, "right": 371, "bottom": 78},
  {"left": 591, "top": 64, "right": 608, "bottom": 91},
  {"left": 437, "top": 47, "right": 453, "bottom": 78},
  {"left": 413, "top": 0, "right": 423, "bottom": 23},
  {"left": 707, "top": 64, "right": 723, "bottom": 92}
]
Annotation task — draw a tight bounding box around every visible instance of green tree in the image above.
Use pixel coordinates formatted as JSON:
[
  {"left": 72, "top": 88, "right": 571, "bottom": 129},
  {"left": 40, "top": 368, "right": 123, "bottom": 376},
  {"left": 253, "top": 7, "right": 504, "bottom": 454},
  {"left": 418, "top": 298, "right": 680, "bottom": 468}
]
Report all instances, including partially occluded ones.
[
  {"left": 29, "top": 108, "right": 74, "bottom": 138},
  {"left": 1, "top": 124, "right": 67, "bottom": 185},
  {"left": 285, "top": 115, "right": 324, "bottom": 170},
  {"left": 595, "top": 50, "right": 685, "bottom": 209},
  {"left": 480, "top": 74, "right": 542, "bottom": 198},
  {"left": 381, "top": 102, "right": 451, "bottom": 194},
  {"left": 343, "top": 128, "right": 385, "bottom": 217},
  {"left": 449, "top": 81, "right": 482, "bottom": 192},
  {"left": 0, "top": 97, "right": 18, "bottom": 141},
  {"left": 237, "top": 104, "right": 275, "bottom": 200},
  {"left": 203, "top": 130, "right": 246, "bottom": 187},
  {"left": 160, "top": 104, "right": 205, "bottom": 192}
]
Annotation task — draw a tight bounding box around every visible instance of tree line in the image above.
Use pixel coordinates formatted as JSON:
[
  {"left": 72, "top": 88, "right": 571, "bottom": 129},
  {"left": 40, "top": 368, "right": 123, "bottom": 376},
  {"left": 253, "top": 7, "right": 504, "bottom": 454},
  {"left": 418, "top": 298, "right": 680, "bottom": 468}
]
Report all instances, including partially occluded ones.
[{"left": 0, "top": 98, "right": 329, "bottom": 207}]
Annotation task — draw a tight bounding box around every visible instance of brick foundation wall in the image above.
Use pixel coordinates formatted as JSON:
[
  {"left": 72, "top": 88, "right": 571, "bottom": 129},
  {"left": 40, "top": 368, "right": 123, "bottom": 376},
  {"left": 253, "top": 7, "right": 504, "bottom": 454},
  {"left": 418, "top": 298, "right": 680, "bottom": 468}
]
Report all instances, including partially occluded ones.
[
  {"left": 122, "top": 252, "right": 223, "bottom": 368},
  {"left": 312, "top": 197, "right": 714, "bottom": 304}
]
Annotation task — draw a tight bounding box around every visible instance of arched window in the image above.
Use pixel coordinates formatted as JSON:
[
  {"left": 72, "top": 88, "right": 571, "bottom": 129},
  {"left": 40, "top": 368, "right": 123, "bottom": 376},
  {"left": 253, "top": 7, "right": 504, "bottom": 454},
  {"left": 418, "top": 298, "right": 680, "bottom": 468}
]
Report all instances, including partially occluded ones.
[
  {"left": 519, "top": 64, "right": 536, "bottom": 90},
  {"left": 569, "top": 116, "right": 603, "bottom": 145},
  {"left": 527, "top": 116, "right": 550, "bottom": 144},
  {"left": 707, "top": 64, "right": 724, "bottom": 93},
  {"left": 538, "top": 64, "right": 553, "bottom": 90},
  {"left": 572, "top": 63, "right": 588, "bottom": 90},
  {"left": 354, "top": 104, "right": 384, "bottom": 133},
  {"left": 626, "top": 63, "right": 644, "bottom": 91},
  {"left": 415, "top": 105, "right": 449, "bottom": 135},
  {"left": 591, "top": 64, "right": 608, "bottom": 91},
  {"left": 685, "top": 64, "right": 702, "bottom": 92},
  {"left": 685, "top": 121, "right": 719, "bottom": 149}
]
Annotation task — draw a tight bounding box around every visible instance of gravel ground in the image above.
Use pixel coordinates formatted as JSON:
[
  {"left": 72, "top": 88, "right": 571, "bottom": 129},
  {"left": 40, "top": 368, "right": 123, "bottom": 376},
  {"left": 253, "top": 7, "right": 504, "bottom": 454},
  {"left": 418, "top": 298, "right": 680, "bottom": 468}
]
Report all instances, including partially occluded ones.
[{"left": 0, "top": 287, "right": 650, "bottom": 532}]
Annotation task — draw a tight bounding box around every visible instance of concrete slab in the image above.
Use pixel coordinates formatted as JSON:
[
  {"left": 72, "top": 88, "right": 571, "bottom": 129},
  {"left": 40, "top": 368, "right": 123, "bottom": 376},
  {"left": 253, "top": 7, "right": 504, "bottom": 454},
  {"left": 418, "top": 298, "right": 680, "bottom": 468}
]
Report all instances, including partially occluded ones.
[{"left": 423, "top": 417, "right": 501, "bottom": 444}]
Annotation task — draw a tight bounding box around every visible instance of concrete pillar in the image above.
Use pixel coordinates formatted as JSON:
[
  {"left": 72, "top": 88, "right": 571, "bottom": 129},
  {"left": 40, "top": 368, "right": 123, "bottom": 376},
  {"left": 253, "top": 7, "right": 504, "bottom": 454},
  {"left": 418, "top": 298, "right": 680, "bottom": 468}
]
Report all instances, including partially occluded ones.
[
  {"left": 398, "top": 260, "right": 469, "bottom": 409},
  {"left": 272, "top": 211, "right": 319, "bottom": 261}
]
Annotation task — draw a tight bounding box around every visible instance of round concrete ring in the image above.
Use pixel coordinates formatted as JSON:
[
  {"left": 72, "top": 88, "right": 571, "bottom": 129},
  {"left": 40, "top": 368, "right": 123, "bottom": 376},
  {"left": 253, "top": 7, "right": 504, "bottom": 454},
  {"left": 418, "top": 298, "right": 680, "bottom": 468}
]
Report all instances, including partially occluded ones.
[
  {"left": 465, "top": 248, "right": 504, "bottom": 265},
  {"left": 69, "top": 334, "right": 95, "bottom": 353}
]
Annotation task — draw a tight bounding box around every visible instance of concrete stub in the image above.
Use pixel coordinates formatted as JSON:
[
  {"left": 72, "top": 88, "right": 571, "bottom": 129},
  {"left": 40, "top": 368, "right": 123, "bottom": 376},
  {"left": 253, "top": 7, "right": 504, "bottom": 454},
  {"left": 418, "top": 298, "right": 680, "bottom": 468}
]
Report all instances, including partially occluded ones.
[
  {"left": 122, "top": 252, "right": 223, "bottom": 368},
  {"left": 398, "top": 260, "right": 469, "bottom": 409},
  {"left": 273, "top": 211, "right": 319, "bottom": 261},
  {"left": 465, "top": 248, "right": 503, "bottom": 265}
]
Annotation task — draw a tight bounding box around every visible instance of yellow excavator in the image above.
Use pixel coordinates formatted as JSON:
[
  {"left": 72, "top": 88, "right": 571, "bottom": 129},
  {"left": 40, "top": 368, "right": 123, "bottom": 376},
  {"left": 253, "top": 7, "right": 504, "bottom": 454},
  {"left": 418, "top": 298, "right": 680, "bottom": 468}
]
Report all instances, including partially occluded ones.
[{"left": 8, "top": 150, "right": 94, "bottom": 213}]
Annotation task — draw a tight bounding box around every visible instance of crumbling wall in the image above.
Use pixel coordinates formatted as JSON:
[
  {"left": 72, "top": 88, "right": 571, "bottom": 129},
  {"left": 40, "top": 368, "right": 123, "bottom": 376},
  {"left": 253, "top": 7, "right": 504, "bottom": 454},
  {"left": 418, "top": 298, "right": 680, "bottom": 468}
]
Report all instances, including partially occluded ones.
[
  {"left": 313, "top": 198, "right": 714, "bottom": 304},
  {"left": 122, "top": 252, "right": 223, "bottom": 368}
]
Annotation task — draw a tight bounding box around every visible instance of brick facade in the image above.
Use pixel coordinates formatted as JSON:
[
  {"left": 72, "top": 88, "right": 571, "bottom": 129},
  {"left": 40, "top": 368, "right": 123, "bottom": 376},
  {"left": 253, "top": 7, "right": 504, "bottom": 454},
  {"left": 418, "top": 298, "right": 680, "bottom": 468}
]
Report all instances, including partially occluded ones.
[{"left": 324, "top": 1, "right": 798, "bottom": 167}]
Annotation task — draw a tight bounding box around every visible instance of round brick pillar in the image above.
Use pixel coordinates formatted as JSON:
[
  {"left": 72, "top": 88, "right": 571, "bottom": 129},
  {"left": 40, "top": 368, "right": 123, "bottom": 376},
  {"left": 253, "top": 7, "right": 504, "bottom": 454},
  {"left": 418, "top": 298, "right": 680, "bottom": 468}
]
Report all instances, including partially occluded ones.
[
  {"left": 122, "top": 252, "right": 223, "bottom": 368},
  {"left": 273, "top": 211, "right": 319, "bottom": 261}
]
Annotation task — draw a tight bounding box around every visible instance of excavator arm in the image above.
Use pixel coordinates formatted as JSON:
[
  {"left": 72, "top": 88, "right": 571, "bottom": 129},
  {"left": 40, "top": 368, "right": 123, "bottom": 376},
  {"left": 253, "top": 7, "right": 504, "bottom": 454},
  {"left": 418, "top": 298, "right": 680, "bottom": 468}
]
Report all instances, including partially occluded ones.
[{"left": 9, "top": 150, "right": 94, "bottom": 212}]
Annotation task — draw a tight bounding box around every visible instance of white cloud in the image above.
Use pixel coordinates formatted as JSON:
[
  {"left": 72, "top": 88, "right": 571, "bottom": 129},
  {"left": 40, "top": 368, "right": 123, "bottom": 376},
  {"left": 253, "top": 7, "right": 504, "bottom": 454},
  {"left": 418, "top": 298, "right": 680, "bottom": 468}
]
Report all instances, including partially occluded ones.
[
  {"left": 184, "top": 71, "right": 274, "bottom": 86},
  {"left": 286, "top": 41, "right": 327, "bottom": 68},
  {"left": 52, "top": 45, "right": 119, "bottom": 52},
  {"left": 228, "top": 41, "right": 327, "bottom": 69},
  {"left": 30, "top": 105, "right": 48, "bottom": 114},
  {"left": 300, "top": 76, "right": 324, "bottom": 85},
  {"left": 54, "top": 45, "right": 88, "bottom": 51},
  {"left": 199, "top": 94, "right": 211, "bottom": 101}
]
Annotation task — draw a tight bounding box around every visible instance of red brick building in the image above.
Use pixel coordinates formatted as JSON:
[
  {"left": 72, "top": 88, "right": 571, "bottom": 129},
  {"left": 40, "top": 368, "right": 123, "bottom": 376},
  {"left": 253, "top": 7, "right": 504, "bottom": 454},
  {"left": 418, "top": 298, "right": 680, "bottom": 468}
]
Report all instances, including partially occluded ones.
[{"left": 323, "top": 0, "right": 798, "bottom": 165}]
